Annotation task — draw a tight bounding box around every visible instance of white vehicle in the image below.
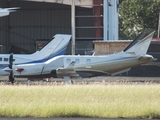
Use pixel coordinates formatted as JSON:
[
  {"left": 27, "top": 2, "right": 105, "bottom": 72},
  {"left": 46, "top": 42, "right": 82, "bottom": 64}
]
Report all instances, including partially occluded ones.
[
  {"left": 0, "top": 7, "right": 19, "bottom": 17},
  {"left": 4, "top": 29, "right": 156, "bottom": 84},
  {"left": 0, "top": 34, "right": 71, "bottom": 82}
]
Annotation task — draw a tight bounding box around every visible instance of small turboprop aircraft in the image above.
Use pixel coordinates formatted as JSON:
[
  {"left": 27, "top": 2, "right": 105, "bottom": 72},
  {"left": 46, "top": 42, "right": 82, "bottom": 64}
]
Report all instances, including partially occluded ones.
[
  {"left": 0, "top": 34, "right": 71, "bottom": 82},
  {"left": 4, "top": 29, "right": 156, "bottom": 84},
  {"left": 0, "top": 7, "right": 19, "bottom": 17}
]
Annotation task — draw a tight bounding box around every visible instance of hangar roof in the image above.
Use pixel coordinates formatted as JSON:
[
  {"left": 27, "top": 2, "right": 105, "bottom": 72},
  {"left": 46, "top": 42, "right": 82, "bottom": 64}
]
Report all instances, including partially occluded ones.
[{"left": 23, "top": 0, "right": 93, "bottom": 8}]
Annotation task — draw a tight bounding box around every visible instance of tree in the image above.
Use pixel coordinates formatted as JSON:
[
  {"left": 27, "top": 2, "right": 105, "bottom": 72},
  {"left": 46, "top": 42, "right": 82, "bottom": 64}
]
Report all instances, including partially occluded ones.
[{"left": 119, "top": 0, "right": 160, "bottom": 39}]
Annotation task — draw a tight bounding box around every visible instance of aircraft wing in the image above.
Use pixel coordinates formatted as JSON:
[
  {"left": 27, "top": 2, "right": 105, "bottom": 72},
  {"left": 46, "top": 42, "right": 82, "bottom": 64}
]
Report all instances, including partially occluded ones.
[
  {"left": 0, "top": 7, "right": 19, "bottom": 17},
  {"left": 5, "top": 7, "right": 20, "bottom": 12},
  {"left": 56, "top": 61, "right": 82, "bottom": 80}
]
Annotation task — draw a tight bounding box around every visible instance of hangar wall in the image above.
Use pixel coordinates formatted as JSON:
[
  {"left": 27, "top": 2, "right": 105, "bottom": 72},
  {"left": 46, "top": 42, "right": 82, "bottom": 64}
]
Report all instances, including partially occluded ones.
[{"left": 0, "top": 0, "right": 95, "bottom": 54}]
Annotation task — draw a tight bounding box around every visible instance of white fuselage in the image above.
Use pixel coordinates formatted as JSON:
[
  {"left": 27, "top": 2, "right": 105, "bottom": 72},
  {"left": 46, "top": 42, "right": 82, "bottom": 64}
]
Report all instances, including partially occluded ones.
[
  {"left": 12, "top": 52, "right": 154, "bottom": 78},
  {"left": 0, "top": 34, "right": 71, "bottom": 76},
  {"left": 3, "top": 29, "right": 156, "bottom": 81}
]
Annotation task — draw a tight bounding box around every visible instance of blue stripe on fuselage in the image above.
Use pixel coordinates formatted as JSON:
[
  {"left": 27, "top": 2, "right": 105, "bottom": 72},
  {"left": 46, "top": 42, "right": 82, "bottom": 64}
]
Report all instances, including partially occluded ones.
[
  {"left": 20, "top": 47, "right": 66, "bottom": 64},
  {"left": 0, "top": 46, "right": 67, "bottom": 67}
]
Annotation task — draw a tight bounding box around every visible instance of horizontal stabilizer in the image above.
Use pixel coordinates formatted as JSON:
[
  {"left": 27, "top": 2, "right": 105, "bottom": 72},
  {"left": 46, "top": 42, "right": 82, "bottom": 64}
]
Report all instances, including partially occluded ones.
[{"left": 139, "top": 55, "right": 156, "bottom": 62}]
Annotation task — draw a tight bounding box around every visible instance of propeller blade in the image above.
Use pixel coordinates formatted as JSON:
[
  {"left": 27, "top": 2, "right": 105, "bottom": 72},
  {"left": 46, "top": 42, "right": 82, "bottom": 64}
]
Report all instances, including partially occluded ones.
[
  {"left": 9, "top": 53, "right": 13, "bottom": 65},
  {"left": 8, "top": 53, "right": 15, "bottom": 84},
  {"left": 9, "top": 71, "right": 14, "bottom": 84}
]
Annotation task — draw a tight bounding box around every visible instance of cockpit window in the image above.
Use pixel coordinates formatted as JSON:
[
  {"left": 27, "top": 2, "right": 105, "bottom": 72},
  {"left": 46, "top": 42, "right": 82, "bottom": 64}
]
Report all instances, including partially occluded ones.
[
  {"left": 4, "top": 58, "right": 8, "bottom": 62},
  {"left": 0, "top": 58, "right": 2, "bottom": 61}
]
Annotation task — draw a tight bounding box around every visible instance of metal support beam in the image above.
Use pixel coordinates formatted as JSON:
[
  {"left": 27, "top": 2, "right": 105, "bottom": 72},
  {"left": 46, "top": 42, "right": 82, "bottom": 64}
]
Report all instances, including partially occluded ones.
[
  {"left": 158, "top": 12, "right": 160, "bottom": 38},
  {"left": 103, "top": 0, "right": 108, "bottom": 41},
  {"left": 71, "top": 0, "right": 75, "bottom": 55},
  {"left": 6, "top": 0, "right": 10, "bottom": 53}
]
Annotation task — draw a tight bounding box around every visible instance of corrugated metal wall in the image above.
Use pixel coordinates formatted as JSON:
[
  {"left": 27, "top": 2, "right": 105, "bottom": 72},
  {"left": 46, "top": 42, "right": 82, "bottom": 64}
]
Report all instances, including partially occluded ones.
[
  {"left": 75, "top": 7, "right": 95, "bottom": 39},
  {"left": 0, "top": 0, "right": 95, "bottom": 54}
]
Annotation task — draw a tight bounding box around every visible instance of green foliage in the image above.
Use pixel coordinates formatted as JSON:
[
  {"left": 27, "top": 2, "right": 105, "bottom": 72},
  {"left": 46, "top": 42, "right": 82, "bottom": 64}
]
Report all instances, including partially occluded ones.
[{"left": 119, "top": 0, "right": 160, "bottom": 39}]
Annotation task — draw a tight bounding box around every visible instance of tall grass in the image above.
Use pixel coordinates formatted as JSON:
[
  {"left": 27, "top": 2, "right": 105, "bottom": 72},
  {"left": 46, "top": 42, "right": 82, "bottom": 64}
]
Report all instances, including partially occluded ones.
[{"left": 0, "top": 84, "right": 160, "bottom": 118}]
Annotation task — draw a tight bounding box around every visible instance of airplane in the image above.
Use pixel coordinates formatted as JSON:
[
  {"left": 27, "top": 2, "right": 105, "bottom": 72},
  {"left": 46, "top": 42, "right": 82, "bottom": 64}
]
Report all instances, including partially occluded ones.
[
  {"left": 0, "top": 34, "right": 71, "bottom": 82},
  {"left": 0, "top": 7, "right": 19, "bottom": 17},
  {"left": 3, "top": 29, "right": 156, "bottom": 84}
]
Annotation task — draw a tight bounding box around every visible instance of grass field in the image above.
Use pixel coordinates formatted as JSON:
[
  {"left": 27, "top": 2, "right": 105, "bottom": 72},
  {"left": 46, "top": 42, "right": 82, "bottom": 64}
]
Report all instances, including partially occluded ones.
[{"left": 0, "top": 84, "right": 160, "bottom": 118}]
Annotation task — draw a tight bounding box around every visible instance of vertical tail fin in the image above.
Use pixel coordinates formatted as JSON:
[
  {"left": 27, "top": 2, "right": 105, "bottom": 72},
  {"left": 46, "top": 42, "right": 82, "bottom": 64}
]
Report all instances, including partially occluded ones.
[
  {"left": 32, "top": 34, "right": 71, "bottom": 60},
  {"left": 123, "top": 29, "right": 155, "bottom": 55}
]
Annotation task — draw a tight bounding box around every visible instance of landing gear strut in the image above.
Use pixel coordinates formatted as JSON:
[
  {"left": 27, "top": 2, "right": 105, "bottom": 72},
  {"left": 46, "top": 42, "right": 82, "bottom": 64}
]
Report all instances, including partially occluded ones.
[{"left": 9, "top": 71, "right": 15, "bottom": 84}]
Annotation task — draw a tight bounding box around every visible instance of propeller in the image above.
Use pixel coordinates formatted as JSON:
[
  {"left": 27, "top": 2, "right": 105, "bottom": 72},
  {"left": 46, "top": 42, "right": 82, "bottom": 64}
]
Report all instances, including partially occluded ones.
[{"left": 9, "top": 53, "right": 14, "bottom": 84}]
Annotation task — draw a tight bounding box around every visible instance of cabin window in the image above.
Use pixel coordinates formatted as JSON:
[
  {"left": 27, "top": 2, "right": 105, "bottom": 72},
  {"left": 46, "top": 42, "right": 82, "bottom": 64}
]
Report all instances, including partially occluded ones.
[
  {"left": 4, "top": 58, "right": 8, "bottom": 62},
  {"left": 66, "top": 59, "right": 71, "bottom": 64},
  {"left": 0, "top": 57, "right": 2, "bottom": 61},
  {"left": 75, "top": 59, "right": 80, "bottom": 64},
  {"left": 86, "top": 59, "right": 91, "bottom": 64}
]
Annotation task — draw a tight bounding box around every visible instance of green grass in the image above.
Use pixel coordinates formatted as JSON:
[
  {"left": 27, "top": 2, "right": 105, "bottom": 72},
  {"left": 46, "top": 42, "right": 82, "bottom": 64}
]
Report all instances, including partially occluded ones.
[{"left": 0, "top": 84, "right": 160, "bottom": 118}]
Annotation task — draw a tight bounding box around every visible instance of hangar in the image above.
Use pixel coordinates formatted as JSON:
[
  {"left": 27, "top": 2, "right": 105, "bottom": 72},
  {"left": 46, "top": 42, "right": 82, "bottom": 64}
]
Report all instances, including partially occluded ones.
[{"left": 0, "top": 0, "right": 120, "bottom": 55}]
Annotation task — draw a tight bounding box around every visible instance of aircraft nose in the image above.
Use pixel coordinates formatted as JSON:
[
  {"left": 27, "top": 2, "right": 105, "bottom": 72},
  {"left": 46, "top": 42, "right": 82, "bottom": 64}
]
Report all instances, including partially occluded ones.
[{"left": 3, "top": 67, "right": 12, "bottom": 73}]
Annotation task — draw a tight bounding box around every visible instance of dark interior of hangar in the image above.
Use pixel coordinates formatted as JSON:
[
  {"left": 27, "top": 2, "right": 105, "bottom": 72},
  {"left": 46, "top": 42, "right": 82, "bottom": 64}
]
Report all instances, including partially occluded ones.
[{"left": 0, "top": 0, "right": 100, "bottom": 54}]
